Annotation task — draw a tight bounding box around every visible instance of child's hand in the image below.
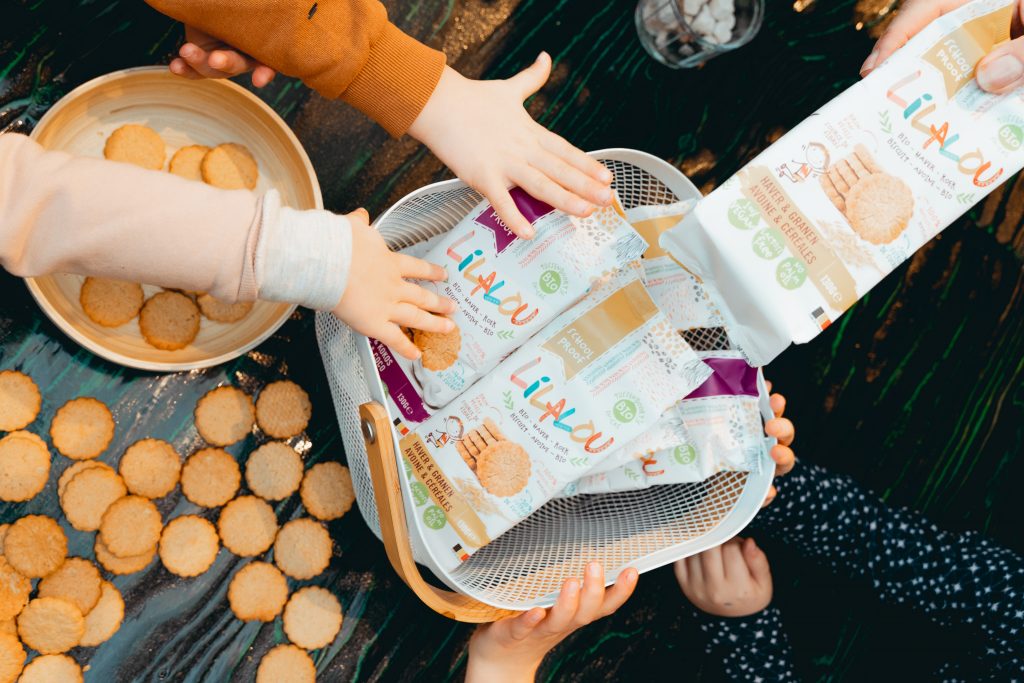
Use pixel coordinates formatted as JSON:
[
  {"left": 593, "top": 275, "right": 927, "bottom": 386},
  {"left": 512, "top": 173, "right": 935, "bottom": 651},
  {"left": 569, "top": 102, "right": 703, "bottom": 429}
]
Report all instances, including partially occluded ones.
[
  {"left": 169, "top": 25, "right": 276, "bottom": 88},
  {"left": 761, "top": 381, "right": 795, "bottom": 508},
  {"left": 675, "top": 537, "right": 772, "bottom": 618},
  {"left": 466, "top": 563, "right": 638, "bottom": 683},
  {"left": 409, "top": 56, "right": 615, "bottom": 239},
  {"left": 861, "top": 0, "right": 1024, "bottom": 93},
  {"left": 332, "top": 209, "right": 456, "bottom": 360}
]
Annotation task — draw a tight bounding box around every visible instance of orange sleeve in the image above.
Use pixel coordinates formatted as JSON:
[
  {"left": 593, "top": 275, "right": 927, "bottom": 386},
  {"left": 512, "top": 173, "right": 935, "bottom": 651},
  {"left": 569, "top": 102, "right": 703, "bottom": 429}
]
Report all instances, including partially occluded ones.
[{"left": 145, "top": 0, "right": 446, "bottom": 137}]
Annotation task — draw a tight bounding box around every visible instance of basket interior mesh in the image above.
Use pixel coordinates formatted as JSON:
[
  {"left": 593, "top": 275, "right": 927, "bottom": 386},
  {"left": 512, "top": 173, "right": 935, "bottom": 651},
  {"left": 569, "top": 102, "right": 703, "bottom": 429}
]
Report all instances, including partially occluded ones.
[{"left": 316, "top": 157, "right": 764, "bottom": 608}]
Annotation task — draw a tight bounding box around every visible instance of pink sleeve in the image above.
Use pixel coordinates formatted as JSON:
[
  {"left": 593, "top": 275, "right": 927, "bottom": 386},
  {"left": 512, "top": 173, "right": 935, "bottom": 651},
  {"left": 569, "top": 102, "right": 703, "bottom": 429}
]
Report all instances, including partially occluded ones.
[{"left": 0, "top": 132, "right": 261, "bottom": 301}]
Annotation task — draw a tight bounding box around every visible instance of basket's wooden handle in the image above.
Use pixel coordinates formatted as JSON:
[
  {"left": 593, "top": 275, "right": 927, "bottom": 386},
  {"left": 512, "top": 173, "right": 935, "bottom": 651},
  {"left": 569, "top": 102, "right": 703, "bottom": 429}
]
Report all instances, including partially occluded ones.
[{"left": 359, "top": 402, "right": 518, "bottom": 623}]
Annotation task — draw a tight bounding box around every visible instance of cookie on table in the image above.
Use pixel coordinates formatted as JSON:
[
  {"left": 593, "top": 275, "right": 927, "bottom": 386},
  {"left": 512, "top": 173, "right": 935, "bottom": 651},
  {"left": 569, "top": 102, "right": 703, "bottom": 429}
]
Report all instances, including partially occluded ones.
[
  {"left": 159, "top": 515, "right": 220, "bottom": 578},
  {"left": 256, "top": 644, "right": 315, "bottom": 683},
  {"left": 196, "top": 294, "right": 253, "bottom": 323},
  {"left": 194, "top": 386, "right": 254, "bottom": 447},
  {"left": 0, "top": 557, "right": 31, "bottom": 622},
  {"left": 60, "top": 466, "right": 127, "bottom": 532},
  {"left": 300, "top": 462, "right": 355, "bottom": 521},
  {"left": 217, "top": 495, "right": 278, "bottom": 557},
  {"left": 56, "top": 460, "right": 112, "bottom": 498},
  {"left": 201, "top": 143, "right": 258, "bottom": 190},
  {"left": 273, "top": 518, "right": 331, "bottom": 580},
  {"left": 36, "top": 558, "right": 102, "bottom": 616},
  {"left": 0, "top": 370, "right": 41, "bottom": 431},
  {"left": 18, "top": 654, "right": 83, "bottom": 683},
  {"left": 180, "top": 447, "right": 240, "bottom": 507},
  {"left": 93, "top": 536, "right": 155, "bottom": 576},
  {"left": 843, "top": 172, "right": 914, "bottom": 245},
  {"left": 80, "top": 278, "right": 145, "bottom": 328},
  {"left": 0, "top": 633, "right": 24, "bottom": 683},
  {"left": 245, "top": 441, "right": 303, "bottom": 501},
  {"left": 103, "top": 124, "right": 165, "bottom": 170},
  {"left": 79, "top": 580, "right": 124, "bottom": 647},
  {"left": 282, "top": 586, "right": 343, "bottom": 650},
  {"left": 413, "top": 326, "right": 461, "bottom": 371},
  {"left": 4, "top": 515, "right": 67, "bottom": 579},
  {"left": 139, "top": 291, "right": 201, "bottom": 351},
  {"left": 118, "top": 438, "right": 181, "bottom": 499},
  {"left": 0, "top": 431, "right": 50, "bottom": 502},
  {"left": 99, "top": 495, "right": 162, "bottom": 559},
  {"left": 169, "top": 144, "right": 211, "bottom": 181},
  {"left": 255, "top": 380, "right": 311, "bottom": 439},
  {"left": 227, "top": 562, "right": 288, "bottom": 622},
  {"left": 49, "top": 396, "right": 115, "bottom": 460},
  {"left": 475, "top": 440, "right": 531, "bottom": 497},
  {"left": 16, "top": 597, "right": 84, "bottom": 654}
]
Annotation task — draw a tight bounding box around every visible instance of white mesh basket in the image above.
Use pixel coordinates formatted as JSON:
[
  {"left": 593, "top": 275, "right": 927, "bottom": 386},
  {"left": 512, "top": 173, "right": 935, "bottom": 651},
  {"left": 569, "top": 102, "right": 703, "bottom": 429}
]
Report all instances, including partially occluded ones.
[{"left": 316, "top": 148, "right": 774, "bottom": 613}]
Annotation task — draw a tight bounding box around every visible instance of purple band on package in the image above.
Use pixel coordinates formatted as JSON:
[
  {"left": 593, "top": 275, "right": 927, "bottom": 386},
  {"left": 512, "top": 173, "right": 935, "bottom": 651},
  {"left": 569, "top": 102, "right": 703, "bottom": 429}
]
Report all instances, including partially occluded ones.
[
  {"left": 686, "top": 357, "right": 759, "bottom": 399},
  {"left": 474, "top": 187, "right": 555, "bottom": 253},
  {"left": 370, "top": 338, "right": 432, "bottom": 423}
]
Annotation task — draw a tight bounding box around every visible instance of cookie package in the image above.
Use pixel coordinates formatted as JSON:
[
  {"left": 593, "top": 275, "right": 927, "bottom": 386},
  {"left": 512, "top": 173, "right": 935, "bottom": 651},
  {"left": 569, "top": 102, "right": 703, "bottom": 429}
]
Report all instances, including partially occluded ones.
[
  {"left": 663, "top": 0, "right": 1024, "bottom": 366},
  {"left": 398, "top": 268, "right": 711, "bottom": 571},
  {"left": 372, "top": 187, "right": 648, "bottom": 417}
]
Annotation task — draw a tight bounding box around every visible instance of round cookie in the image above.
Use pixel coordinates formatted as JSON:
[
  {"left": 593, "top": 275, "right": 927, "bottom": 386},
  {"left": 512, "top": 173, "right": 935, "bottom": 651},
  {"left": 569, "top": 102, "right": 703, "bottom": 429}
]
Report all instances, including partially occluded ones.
[
  {"left": 194, "top": 386, "right": 254, "bottom": 447},
  {"left": 300, "top": 462, "right": 355, "bottom": 522},
  {"left": 138, "top": 291, "right": 201, "bottom": 351},
  {"left": 844, "top": 172, "right": 915, "bottom": 245},
  {"left": 37, "top": 558, "right": 102, "bottom": 616},
  {"left": 103, "top": 124, "right": 165, "bottom": 170},
  {"left": 475, "top": 441, "right": 531, "bottom": 497},
  {"left": 79, "top": 580, "right": 124, "bottom": 647},
  {"left": 217, "top": 496, "right": 278, "bottom": 557},
  {"left": 159, "top": 515, "right": 220, "bottom": 578},
  {"left": 0, "top": 633, "right": 24, "bottom": 683},
  {"left": 227, "top": 562, "right": 288, "bottom": 622},
  {"left": 4, "top": 515, "right": 66, "bottom": 579},
  {"left": 93, "top": 536, "right": 154, "bottom": 576},
  {"left": 60, "top": 466, "right": 127, "bottom": 532},
  {"left": 180, "top": 447, "right": 240, "bottom": 507},
  {"left": 17, "top": 597, "right": 84, "bottom": 654},
  {"left": 0, "top": 370, "right": 41, "bottom": 431},
  {"left": 245, "top": 441, "right": 303, "bottom": 501},
  {"left": 99, "top": 495, "right": 162, "bottom": 558},
  {"left": 0, "top": 431, "right": 50, "bottom": 502},
  {"left": 79, "top": 278, "right": 145, "bottom": 327},
  {"left": 255, "top": 380, "right": 311, "bottom": 439},
  {"left": 0, "top": 557, "right": 31, "bottom": 622},
  {"left": 282, "top": 586, "right": 343, "bottom": 650},
  {"left": 201, "top": 143, "right": 258, "bottom": 190},
  {"left": 413, "top": 326, "right": 461, "bottom": 371},
  {"left": 50, "top": 397, "right": 115, "bottom": 460},
  {"left": 256, "top": 644, "right": 315, "bottom": 683},
  {"left": 196, "top": 294, "right": 253, "bottom": 323},
  {"left": 168, "top": 144, "right": 210, "bottom": 181},
  {"left": 119, "top": 438, "right": 181, "bottom": 499},
  {"left": 18, "top": 654, "right": 83, "bottom": 683},
  {"left": 273, "top": 518, "right": 332, "bottom": 580},
  {"left": 57, "top": 460, "right": 112, "bottom": 498}
]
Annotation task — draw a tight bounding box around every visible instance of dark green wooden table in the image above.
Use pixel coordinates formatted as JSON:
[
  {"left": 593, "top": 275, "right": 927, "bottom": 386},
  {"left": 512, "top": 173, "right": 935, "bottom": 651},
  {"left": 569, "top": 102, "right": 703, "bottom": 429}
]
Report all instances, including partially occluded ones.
[{"left": 2, "top": 0, "right": 1022, "bottom": 680}]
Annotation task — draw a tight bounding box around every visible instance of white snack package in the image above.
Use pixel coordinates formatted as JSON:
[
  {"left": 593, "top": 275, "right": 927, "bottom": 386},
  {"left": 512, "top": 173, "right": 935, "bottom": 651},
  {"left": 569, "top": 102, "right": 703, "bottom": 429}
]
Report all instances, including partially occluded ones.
[
  {"left": 396, "top": 188, "right": 646, "bottom": 409},
  {"left": 399, "top": 268, "right": 711, "bottom": 571},
  {"left": 662, "top": 0, "right": 1024, "bottom": 366}
]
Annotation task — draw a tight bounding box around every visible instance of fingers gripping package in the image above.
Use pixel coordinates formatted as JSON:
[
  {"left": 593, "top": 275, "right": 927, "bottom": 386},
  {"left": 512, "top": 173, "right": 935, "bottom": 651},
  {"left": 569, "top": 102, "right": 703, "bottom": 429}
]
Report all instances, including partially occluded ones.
[
  {"left": 663, "top": 0, "right": 1024, "bottom": 366},
  {"left": 399, "top": 269, "right": 711, "bottom": 571},
  {"left": 375, "top": 189, "right": 647, "bottom": 413}
]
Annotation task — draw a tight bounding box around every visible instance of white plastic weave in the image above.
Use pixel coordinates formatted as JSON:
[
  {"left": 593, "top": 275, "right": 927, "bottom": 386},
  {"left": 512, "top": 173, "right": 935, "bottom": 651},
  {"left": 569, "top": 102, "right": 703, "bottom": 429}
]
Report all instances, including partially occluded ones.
[{"left": 316, "top": 148, "right": 773, "bottom": 610}]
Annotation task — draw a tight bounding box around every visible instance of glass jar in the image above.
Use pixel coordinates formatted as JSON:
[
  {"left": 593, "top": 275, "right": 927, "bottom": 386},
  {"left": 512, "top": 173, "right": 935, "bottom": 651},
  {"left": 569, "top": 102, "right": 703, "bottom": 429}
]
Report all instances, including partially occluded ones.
[{"left": 635, "top": 0, "right": 765, "bottom": 68}]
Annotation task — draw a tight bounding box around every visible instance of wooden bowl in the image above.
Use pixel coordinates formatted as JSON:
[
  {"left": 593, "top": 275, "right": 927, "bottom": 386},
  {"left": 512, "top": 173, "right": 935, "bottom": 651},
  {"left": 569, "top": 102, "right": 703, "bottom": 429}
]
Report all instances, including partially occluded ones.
[{"left": 26, "top": 66, "right": 321, "bottom": 372}]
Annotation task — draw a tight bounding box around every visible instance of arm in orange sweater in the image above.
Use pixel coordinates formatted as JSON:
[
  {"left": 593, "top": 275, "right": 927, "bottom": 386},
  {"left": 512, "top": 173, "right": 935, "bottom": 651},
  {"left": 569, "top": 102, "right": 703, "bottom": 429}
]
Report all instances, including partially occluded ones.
[{"left": 145, "top": 0, "right": 446, "bottom": 137}]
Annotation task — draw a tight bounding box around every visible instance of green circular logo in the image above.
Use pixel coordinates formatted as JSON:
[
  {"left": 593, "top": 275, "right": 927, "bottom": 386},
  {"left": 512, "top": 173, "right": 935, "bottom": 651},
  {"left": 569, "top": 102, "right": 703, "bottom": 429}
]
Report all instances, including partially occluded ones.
[
  {"left": 751, "top": 228, "right": 785, "bottom": 260},
  {"left": 612, "top": 399, "right": 639, "bottom": 424},
  {"left": 423, "top": 505, "right": 447, "bottom": 530},
  {"left": 411, "top": 481, "right": 429, "bottom": 507},
  {"left": 999, "top": 124, "right": 1023, "bottom": 151},
  {"left": 728, "top": 199, "right": 761, "bottom": 230},
  {"left": 673, "top": 444, "right": 697, "bottom": 465},
  {"left": 539, "top": 269, "right": 562, "bottom": 294},
  {"left": 776, "top": 257, "right": 807, "bottom": 290}
]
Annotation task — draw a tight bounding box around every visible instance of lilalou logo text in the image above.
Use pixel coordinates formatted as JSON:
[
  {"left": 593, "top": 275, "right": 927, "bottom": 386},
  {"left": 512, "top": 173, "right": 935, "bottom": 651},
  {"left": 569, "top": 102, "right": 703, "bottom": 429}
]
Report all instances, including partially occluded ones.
[
  {"left": 446, "top": 234, "right": 540, "bottom": 326},
  {"left": 509, "top": 356, "right": 614, "bottom": 454}
]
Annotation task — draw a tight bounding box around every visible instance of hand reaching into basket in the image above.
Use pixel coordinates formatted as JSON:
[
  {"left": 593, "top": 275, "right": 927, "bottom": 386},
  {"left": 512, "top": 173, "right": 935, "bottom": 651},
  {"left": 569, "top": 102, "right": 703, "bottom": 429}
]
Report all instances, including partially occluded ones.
[
  {"left": 761, "top": 382, "right": 796, "bottom": 508},
  {"left": 674, "top": 537, "right": 773, "bottom": 618},
  {"left": 860, "top": 0, "right": 1024, "bottom": 93},
  {"left": 466, "top": 562, "right": 638, "bottom": 683},
  {"left": 170, "top": 25, "right": 277, "bottom": 88},
  {"left": 333, "top": 208, "right": 457, "bottom": 361}
]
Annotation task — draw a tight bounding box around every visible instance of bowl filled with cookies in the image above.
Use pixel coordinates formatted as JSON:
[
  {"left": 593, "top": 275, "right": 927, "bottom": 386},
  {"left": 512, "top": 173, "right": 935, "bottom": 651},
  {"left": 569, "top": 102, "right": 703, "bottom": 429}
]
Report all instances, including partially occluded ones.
[{"left": 25, "top": 66, "right": 321, "bottom": 372}]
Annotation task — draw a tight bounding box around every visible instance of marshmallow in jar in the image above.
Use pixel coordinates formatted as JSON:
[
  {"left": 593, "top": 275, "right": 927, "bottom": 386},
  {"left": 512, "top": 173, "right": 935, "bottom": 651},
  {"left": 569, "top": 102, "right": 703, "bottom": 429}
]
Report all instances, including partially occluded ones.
[{"left": 635, "top": 0, "right": 763, "bottom": 68}]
